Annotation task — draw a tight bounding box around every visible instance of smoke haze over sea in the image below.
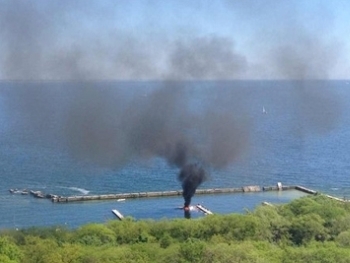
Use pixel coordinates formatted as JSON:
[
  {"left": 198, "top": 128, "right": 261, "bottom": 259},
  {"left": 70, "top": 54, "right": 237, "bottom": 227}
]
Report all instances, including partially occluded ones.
[
  {"left": 0, "top": 0, "right": 349, "bottom": 81},
  {"left": 0, "top": 80, "right": 349, "bottom": 228},
  {"left": 0, "top": 1, "right": 349, "bottom": 224},
  {"left": 2, "top": 79, "right": 343, "bottom": 207}
]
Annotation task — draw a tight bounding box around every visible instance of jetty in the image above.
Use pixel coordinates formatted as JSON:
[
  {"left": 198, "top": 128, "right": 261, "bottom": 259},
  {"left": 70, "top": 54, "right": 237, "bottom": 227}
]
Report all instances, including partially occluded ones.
[
  {"left": 11, "top": 183, "right": 347, "bottom": 204},
  {"left": 50, "top": 183, "right": 303, "bottom": 203},
  {"left": 295, "top": 185, "right": 318, "bottom": 195}
]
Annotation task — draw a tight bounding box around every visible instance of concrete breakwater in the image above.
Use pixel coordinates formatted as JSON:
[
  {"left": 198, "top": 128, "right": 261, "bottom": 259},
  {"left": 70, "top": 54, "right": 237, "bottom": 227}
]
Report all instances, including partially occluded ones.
[{"left": 51, "top": 184, "right": 304, "bottom": 203}]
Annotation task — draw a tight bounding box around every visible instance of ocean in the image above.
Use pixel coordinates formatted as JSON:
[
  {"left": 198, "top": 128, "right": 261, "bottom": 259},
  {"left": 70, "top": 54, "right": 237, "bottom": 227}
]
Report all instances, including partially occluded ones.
[{"left": 0, "top": 80, "right": 349, "bottom": 229}]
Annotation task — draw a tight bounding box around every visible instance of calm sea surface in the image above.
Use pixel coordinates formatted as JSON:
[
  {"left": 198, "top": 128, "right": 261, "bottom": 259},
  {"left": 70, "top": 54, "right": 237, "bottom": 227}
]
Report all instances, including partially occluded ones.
[{"left": 0, "top": 80, "right": 349, "bottom": 229}]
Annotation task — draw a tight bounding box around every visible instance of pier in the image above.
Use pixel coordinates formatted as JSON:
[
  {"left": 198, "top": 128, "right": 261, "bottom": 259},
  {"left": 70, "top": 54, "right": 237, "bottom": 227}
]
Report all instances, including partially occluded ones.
[
  {"left": 50, "top": 183, "right": 300, "bottom": 203},
  {"left": 12, "top": 183, "right": 341, "bottom": 204},
  {"left": 295, "top": 185, "right": 318, "bottom": 195}
]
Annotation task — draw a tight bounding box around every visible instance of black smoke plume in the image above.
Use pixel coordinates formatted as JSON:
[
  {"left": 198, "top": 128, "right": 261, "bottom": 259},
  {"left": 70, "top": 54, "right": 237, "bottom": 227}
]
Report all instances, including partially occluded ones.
[
  {"left": 3, "top": 82, "right": 250, "bottom": 210},
  {"left": 178, "top": 163, "right": 207, "bottom": 207},
  {"left": 0, "top": 1, "right": 252, "bottom": 206},
  {"left": 184, "top": 208, "right": 191, "bottom": 219}
]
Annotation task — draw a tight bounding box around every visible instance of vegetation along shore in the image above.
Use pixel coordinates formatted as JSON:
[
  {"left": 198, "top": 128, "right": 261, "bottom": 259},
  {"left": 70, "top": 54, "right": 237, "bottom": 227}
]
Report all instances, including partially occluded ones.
[{"left": 2, "top": 194, "right": 350, "bottom": 262}]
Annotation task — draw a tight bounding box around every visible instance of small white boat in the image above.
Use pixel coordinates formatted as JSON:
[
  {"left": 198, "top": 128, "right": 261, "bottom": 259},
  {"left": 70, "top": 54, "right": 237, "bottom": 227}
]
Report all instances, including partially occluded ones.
[
  {"left": 117, "top": 198, "right": 126, "bottom": 202},
  {"left": 262, "top": 106, "right": 267, "bottom": 114},
  {"left": 9, "top": 189, "right": 20, "bottom": 194}
]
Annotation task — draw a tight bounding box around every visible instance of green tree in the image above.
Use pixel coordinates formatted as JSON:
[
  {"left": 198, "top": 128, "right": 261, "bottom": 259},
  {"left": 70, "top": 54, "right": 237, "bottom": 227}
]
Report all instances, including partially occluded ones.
[
  {"left": 179, "top": 238, "right": 205, "bottom": 263},
  {"left": 222, "top": 214, "right": 260, "bottom": 241},
  {"left": 107, "top": 218, "right": 149, "bottom": 244},
  {"left": 336, "top": 230, "right": 350, "bottom": 247},
  {"left": 329, "top": 215, "right": 350, "bottom": 238},
  {"left": 60, "top": 243, "right": 83, "bottom": 263},
  {"left": 159, "top": 233, "right": 172, "bottom": 248},
  {"left": 289, "top": 213, "right": 326, "bottom": 245},
  {"left": 252, "top": 205, "right": 291, "bottom": 243},
  {"left": 21, "top": 236, "right": 59, "bottom": 263},
  {"left": 74, "top": 223, "right": 115, "bottom": 246},
  {"left": 0, "top": 236, "right": 22, "bottom": 263}
]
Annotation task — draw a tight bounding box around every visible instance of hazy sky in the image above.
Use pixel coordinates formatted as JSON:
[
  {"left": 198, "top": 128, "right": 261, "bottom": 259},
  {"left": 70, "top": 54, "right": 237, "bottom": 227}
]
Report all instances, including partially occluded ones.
[{"left": 1, "top": 0, "right": 349, "bottom": 80}]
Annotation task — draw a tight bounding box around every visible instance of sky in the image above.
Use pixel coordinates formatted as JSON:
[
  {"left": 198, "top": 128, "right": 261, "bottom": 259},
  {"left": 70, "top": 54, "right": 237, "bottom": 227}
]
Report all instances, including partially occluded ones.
[{"left": 0, "top": 0, "right": 349, "bottom": 80}]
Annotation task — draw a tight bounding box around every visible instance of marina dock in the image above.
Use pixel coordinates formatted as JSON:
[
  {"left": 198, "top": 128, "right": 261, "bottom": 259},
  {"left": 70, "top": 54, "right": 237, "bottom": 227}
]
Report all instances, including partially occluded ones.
[
  {"left": 196, "top": 204, "right": 213, "bottom": 215},
  {"left": 111, "top": 209, "right": 124, "bottom": 220}
]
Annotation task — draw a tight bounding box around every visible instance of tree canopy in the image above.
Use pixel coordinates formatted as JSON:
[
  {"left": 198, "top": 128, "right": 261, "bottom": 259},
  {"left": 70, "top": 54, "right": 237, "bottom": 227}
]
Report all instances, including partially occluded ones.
[{"left": 2, "top": 194, "right": 350, "bottom": 263}]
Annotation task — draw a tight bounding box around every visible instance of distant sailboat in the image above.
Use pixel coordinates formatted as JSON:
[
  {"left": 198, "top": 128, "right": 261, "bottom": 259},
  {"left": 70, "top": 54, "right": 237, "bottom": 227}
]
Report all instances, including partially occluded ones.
[{"left": 262, "top": 106, "right": 267, "bottom": 114}]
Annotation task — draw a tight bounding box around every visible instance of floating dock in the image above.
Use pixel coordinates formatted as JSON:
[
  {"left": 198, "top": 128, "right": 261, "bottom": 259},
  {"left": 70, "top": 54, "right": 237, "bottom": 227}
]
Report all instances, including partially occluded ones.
[
  {"left": 196, "top": 204, "right": 213, "bottom": 215},
  {"left": 295, "top": 185, "right": 318, "bottom": 195},
  {"left": 261, "top": 201, "right": 274, "bottom": 207},
  {"left": 111, "top": 209, "right": 124, "bottom": 220}
]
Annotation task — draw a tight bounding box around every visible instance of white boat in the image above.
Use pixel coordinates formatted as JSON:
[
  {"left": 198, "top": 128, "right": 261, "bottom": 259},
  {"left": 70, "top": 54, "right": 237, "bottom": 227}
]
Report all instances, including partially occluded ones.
[{"left": 262, "top": 106, "right": 267, "bottom": 114}]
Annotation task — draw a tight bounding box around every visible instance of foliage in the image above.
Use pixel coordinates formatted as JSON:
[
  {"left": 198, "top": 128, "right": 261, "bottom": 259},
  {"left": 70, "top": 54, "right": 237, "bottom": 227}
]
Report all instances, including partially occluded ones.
[
  {"left": 0, "top": 236, "right": 22, "bottom": 263},
  {"left": 179, "top": 238, "right": 205, "bottom": 263},
  {"left": 3, "top": 195, "right": 350, "bottom": 262},
  {"left": 73, "top": 223, "right": 115, "bottom": 246}
]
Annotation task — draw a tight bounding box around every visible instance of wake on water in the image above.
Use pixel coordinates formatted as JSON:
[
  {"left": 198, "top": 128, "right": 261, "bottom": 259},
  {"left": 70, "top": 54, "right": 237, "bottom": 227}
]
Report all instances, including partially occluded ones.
[
  {"left": 68, "top": 187, "right": 90, "bottom": 195},
  {"left": 57, "top": 186, "right": 90, "bottom": 195}
]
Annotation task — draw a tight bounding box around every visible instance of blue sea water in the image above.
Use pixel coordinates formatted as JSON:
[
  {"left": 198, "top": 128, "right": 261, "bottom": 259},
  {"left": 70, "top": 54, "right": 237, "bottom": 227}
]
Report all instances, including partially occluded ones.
[{"left": 0, "top": 80, "right": 349, "bottom": 229}]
